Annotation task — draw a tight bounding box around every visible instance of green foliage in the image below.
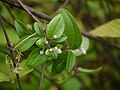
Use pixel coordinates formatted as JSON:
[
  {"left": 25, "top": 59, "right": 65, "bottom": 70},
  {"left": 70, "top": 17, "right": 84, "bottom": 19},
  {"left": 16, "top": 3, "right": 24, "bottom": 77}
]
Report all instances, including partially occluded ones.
[
  {"left": 15, "top": 20, "right": 31, "bottom": 38},
  {"left": 26, "top": 48, "right": 47, "bottom": 68},
  {"left": 36, "top": 38, "right": 46, "bottom": 48},
  {"left": 34, "top": 22, "right": 44, "bottom": 36},
  {"left": 59, "top": 9, "right": 82, "bottom": 50},
  {"left": 72, "top": 36, "right": 89, "bottom": 56},
  {"left": 19, "top": 60, "right": 33, "bottom": 77},
  {"left": 46, "top": 14, "right": 65, "bottom": 39},
  {"left": 52, "top": 51, "right": 68, "bottom": 75},
  {"left": 53, "top": 35, "right": 67, "bottom": 43},
  {"left": 66, "top": 51, "right": 76, "bottom": 72},
  {"left": 90, "top": 19, "right": 120, "bottom": 38},
  {"left": 13, "top": 34, "right": 39, "bottom": 52}
]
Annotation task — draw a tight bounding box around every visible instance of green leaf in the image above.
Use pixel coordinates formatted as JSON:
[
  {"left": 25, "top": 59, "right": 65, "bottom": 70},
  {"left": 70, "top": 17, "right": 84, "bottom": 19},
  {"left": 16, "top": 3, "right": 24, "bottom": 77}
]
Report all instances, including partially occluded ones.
[
  {"left": 13, "top": 33, "right": 39, "bottom": 52},
  {"left": 46, "top": 14, "right": 65, "bottom": 39},
  {"left": 54, "top": 35, "right": 67, "bottom": 43},
  {"left": 15, "top": 20, "right": 30, "bottom": 38},
  {"left": 52, "top": 51, "right": 68, "bottom": 75},
  {"left": 34, "top": 22, "right": 44, "bottom": 36},
  {"left": 78, "top": 66, "right": 103, "bottom": 74},
  {"left": 0, "top": 72, "right": 10, "bottom": 82},
  {"left": 19, "top": 60, "right": 33, "bottom": 77},
  {"left": 26, "top": 48, "right": 47, "bottom": 68},
  {"left": 66, "top": 51, "right": 76, "bottom": 72},
  {"left": 90, "top": 19, "right": 120, "bottom": 38},
  {"left": 71, "top": 36, "right": 89, "bottom": 56},
  {"left": 59, "top": 9, "right": 82, "bottom": 50}
]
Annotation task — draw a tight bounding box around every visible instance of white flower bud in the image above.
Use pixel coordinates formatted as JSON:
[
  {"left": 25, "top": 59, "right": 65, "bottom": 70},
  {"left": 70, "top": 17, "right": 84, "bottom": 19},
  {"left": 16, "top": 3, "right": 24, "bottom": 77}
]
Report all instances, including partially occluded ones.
[
  {"left": 40, "top": 51, "right": 44, "bottom": 54},
  {"left": 54, "top": 47, "right": 58, "bottom": 50},
  {"left": 57, "top": 49, "right": 62, "bottom": 54},
  {"left": 45, "top": 41, "right": 48, "bottom": 44},
  {"left": 53, "top": 35, "right": 57, "bottom": 39},
  {"left": 79, "top": 47, "right": 86, "bottom": 54},
  {"left": 49, "top": 48, "right": 53, "bottom": 52}
]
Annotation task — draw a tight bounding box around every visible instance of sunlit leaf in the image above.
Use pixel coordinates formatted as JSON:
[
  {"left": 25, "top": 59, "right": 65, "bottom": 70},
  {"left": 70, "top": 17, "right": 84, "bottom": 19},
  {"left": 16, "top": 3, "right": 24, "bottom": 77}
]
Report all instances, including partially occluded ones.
[
  {"left": 26, "top": 48, "right": 47, "bottom": 68},
  {"left": 13, "top": 33, "right": 39, "bottom": 52},
  {"left": 66, "top": 51, "right": 76, "bottom": 72},
  {"left": 46, "top": 14, "right": 65, "bottom": 39},
  {"left": 71, "top": 36, "right": 89, "bottom": 56},
  {"left": 90, "top": 19, "right": 120, "bottom": 38},
  {"left": 59, "top": 9, "right": 82, "bottom": 50}
]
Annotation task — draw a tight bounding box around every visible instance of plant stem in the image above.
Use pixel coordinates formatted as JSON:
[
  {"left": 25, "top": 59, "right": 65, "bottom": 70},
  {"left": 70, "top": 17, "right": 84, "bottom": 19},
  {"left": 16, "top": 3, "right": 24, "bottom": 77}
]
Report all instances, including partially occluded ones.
[
  {"left": 39, "top": 64, "right": 45, "bottom": 90},
  {"left": 0, "top": 16, "right": 22, "bottom": 90}
]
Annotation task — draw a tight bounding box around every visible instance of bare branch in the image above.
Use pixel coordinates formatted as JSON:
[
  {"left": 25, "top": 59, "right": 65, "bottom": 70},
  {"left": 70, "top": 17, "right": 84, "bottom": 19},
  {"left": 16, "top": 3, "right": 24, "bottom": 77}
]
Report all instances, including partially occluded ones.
[
  {"left": 0, "top": 16, "right": 22, "bottom": 90},
  {"left": 0, "top": 0, "right": 52, "bottom": 21},
  {"left": 16, "top": 0, "right": 42, "bottom": 24}
]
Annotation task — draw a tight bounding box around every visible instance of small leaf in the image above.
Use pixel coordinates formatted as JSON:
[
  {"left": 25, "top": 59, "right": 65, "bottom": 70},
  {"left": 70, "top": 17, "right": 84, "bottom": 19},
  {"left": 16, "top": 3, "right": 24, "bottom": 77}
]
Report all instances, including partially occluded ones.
[
  {"left": 59, "top": 9, "right": 82, "bottom": 50},
  {"left": 14, "top": 33, "right": 39, "bottom": 52},
  {"left": 78, "top": 66, "right": 103, "bottom": 74},
  {"left": 90, "top": 19, "right": 120, "bottom": 38},
  {"left": 19, "top": 60, "right": 33, "bottom": 77},
  {"left": 54, "top": 35, "right": 67, "bottom": 43},
  {"left": 0, "top": 72, "right": 10, "bottom": 82},
  {"left": 52, "top": 51, "right": 68, "bottom": 75},
  {"left": 26, "top": 48, "right": 47, "bottom": 68},
  {"left": 34, "top": 22, "right": 44, "bottom": 36},
  {"left": 66, "top": 51, "right": 76, "bottom": 72},
  {"left": 15, "top": 20, "right": 30, "bottom": 38},
  {"left": 46, "top": 14, "right": 65, "bottom": 39},
  {"left": 71, "top": 36, "right": 89, "bottom": 56}
]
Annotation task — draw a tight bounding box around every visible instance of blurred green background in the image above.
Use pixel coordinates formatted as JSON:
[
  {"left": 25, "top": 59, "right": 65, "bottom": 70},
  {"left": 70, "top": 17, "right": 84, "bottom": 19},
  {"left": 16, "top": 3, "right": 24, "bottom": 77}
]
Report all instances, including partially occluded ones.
[{"left": 0, "top": 0, "right": 120, "bottom": 90}]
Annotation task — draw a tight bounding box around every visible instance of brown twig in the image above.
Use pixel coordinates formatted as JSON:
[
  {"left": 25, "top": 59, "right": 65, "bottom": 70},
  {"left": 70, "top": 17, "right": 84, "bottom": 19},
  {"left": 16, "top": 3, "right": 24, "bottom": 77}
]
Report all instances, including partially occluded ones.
[
  {"left": 1, "top": 0, "right": 120, "bottom": 51},
  {"left": 0, "top": 0, "right": 52, "bottom": 21},
  {"left": 16, "top": 0, "right": 41, "bottom": 24},
  {"left": 35, "top": 69, "right": 63, "bottom": 90},
  {"left": 0, "top": 16, "right": 22, "bottom": 90},
  {"left": 81, "top": 30, "right": 120, "bottom": 50}
]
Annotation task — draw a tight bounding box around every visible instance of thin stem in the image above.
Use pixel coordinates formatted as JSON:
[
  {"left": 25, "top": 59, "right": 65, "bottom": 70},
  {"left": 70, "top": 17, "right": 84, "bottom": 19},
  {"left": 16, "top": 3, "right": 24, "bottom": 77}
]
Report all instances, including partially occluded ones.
[
  {"left": 39, "top": 64, "right": 45, "bottom": 90},
  {"left": 16, "top": 0, "right": 43, "bottom": 25},
  {"left": 0, "top": 16, "right": 22, "bottom": 90}
]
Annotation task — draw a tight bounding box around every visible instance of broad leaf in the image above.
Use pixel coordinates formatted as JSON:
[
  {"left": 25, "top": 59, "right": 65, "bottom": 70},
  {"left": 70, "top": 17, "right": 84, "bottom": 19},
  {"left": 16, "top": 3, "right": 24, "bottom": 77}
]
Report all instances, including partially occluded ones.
[
  {"left": 34, "top": 22, "right": 44, "bottom": 36},
  {"left": 78, "top": 66, "right": 103, "bottom": 74},
  {"left": 15, "top": 20, "right": 30, "bottom": 38},
  {"left": 90, "top": 19, "right": 120, "bottom": 38},
  {"left": 46, "top": 14, "right": 65, "bottom": 39},
  {"left": 71, "top": 36, "right": 89, "bottom": 56},
  {"left": 54, "top": 35, "right": 67, "bottom": 43},
  {"left": 19, "top": 60, "right": 33, "bottom": 77},
  {"left": 13, "top": 34, "right": 39, "bottom": 52},
  {"left": 0, "top": 72, "right": 9, "bottom": 82},
  {"left": 60, "top": 9, "right": 82, "bottom": 50},
  {"left": 66, "top": 51, "right": 76, "bottom": 72},
  {"left": 52, "top": 51, "right": 68, "bottom": 75},
  {"left": 26, "top": 48, "right": 47, "bottom": 68}
]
